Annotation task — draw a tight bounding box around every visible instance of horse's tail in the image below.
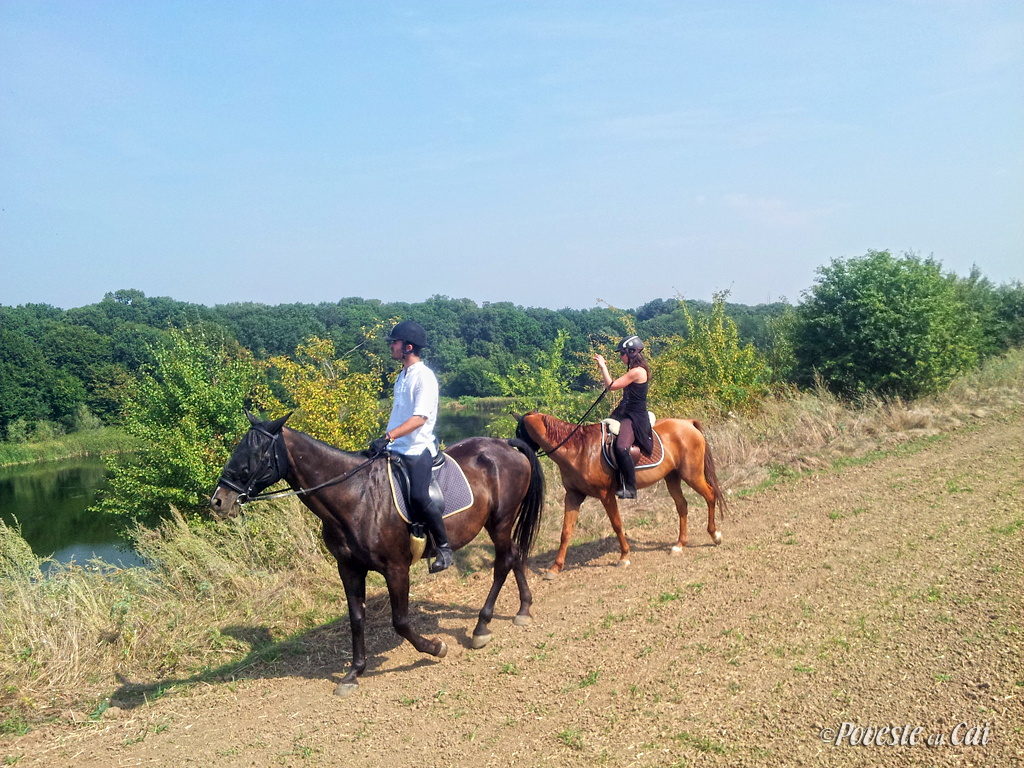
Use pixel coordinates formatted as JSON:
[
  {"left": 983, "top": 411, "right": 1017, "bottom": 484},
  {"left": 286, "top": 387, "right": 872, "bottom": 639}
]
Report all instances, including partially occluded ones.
[
  {"left": 692, "top": 419, "right": 727, "bottom": 520},
  {"left": 508, "top": 437, "right": 545, "bottom": 561},
  {"left": 514, "top": 413, "right": 540, "bottom": 452}
]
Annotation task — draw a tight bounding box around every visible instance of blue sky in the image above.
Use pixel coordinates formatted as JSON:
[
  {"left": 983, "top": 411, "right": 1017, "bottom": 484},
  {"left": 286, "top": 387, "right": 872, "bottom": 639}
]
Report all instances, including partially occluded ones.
[{"left": 1, "top": 1, "right": 1021, "bottom": 310}]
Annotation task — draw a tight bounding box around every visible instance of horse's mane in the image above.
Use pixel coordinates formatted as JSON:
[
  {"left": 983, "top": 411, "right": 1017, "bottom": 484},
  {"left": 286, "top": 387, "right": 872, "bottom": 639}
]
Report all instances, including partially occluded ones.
[
  {"left": 285, "top": 427, "right": 369, "bottom": 460},
  {"left": 539, "top": 413, "right": 601, "bottom": 450}
]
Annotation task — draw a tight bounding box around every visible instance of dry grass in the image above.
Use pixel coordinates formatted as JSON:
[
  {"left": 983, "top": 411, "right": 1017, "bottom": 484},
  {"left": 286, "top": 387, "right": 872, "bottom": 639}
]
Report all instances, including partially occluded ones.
[
  {"left": 1, "top": 350, "right": 1022, "bottom": 726},
  {"left": 0, "top": 504, "right": 344, "bottom": 721},
  {"left": 706, "top": 349, "right": 1024, "bottom": 490}
]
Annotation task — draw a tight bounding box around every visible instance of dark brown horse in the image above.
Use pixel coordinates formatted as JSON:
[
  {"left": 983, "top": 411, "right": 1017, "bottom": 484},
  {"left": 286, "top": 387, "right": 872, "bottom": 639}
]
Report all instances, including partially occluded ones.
[
  {"left": 210, "top": 412, "right": 544, "bottom": 696},
  {"left": 516, "top": 412, "right": 726, "bottom": 578}
]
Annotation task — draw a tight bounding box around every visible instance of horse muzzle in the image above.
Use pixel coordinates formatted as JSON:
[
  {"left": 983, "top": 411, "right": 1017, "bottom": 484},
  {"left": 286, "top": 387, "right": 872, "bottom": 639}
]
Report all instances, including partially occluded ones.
[{"left": 209, "top": 485, "right": 243, "bottom": 519}]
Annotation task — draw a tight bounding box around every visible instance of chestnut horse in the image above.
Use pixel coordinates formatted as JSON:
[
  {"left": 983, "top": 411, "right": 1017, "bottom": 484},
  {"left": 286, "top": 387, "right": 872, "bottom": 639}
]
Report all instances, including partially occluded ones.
[
  {"left": 516, "top": 412, "right": 726, "bottom": 578},
  {"left": 210, "top": 412, "right": 544, "bottom": 696}
]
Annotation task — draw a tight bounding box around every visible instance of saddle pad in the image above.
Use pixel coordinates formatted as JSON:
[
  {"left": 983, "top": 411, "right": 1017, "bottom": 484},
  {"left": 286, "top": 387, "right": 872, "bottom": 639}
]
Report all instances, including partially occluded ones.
[
  {"left": 387, "top": 452, "right": 474, "bottom": 525},
  {"left": 601, "top": 423, "right": 665, "bottom": 471}
]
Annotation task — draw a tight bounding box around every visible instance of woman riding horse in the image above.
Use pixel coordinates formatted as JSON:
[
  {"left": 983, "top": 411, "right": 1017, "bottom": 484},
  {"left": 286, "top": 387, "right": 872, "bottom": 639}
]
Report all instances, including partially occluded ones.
[{"left": 595, "top": 335, "right": 651, "bottom": 499}]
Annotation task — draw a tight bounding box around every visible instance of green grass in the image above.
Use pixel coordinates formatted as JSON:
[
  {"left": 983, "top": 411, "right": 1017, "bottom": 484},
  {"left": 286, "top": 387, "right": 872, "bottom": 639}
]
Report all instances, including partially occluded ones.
[
  {"left": 0, "top": 428, "right": 141, "bottom": 467},
  {"left": 557, "top": 728, "right": 583, "bottom": 750},
  {"left": 0, "top": 712, "right": 30, "bottom": 737},
  {"left": 675, "top": 731, "right": 726, "bottom": 754},
  {"left": 992, "top": 517, "right": 1023, "bottom": 536}
]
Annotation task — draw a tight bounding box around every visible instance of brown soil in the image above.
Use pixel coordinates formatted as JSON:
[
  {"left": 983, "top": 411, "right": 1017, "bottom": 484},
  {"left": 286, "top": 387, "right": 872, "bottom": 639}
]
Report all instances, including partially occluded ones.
[{"left": 6, "top": 412, "right": 1023, "bottom": 767}]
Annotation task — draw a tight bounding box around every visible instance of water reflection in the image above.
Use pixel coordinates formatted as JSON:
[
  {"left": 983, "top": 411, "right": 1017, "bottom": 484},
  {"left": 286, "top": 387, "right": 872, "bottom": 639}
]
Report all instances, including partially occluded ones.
[
  {"left": 0, "top": 458, "right": 144, "bottom": 568},
  {"left": 436, "top": 399, "right": 512, "bottom": 446}
]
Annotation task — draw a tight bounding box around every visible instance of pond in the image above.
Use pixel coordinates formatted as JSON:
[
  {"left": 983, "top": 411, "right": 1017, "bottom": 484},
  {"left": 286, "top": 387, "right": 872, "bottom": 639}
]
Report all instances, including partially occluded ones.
[
  {"left": 435, "top": 399, "right": 510, "bottom": 446},
  {"left": 0, "top": 399, "right": 511, "bottom": 568},
  {"left": 0, "top": 457, "right": 145, "bottom": 568}
]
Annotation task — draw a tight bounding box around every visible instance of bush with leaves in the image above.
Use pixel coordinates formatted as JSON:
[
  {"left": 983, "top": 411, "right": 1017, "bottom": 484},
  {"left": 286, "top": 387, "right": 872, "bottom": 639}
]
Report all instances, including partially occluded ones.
[
  {"left": 651, "top": 293, "right": 772, "bottom": 415},
  {"left": 489, "top": 329, "right": 592, "bottom": 434},
  {"left": 256, "top": 330, "right": 390, "bottom": 451},
  {"left": 793, "top": 251, "right": 979, "bottom": 398},
  {"left": 95, "top": 326, "right": 268, "bottom": 527}
]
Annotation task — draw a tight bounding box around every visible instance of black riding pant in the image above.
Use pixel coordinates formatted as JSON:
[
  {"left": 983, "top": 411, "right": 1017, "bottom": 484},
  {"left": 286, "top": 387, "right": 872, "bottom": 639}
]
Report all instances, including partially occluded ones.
[
  {"left": 614, "top": 419, "right": 637, "bottom": 489},
  {"left": 402, "top": 450, "right": 450, "bottom": 548}
]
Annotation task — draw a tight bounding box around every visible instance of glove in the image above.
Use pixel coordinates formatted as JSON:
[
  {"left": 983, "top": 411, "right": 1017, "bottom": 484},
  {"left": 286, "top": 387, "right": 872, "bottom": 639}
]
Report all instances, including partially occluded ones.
[{"left": 368, "top": 435, "right": 391, "bottom": 456}]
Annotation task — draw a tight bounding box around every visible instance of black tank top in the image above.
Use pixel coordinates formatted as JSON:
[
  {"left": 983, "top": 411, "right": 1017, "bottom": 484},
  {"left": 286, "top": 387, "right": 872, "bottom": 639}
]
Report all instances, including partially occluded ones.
[{"left": 609, "top": 378, "right": 653, "bottom": 455}]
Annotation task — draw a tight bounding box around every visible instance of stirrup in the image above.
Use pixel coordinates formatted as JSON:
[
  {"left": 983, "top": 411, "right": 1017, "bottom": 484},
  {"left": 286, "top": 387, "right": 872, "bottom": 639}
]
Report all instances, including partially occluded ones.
[
  {"left": 616, "top": 486, "right": 637, "bottom": 500},
  {"left": 429, "top": 545, "right": 454, "bottom": 573}
]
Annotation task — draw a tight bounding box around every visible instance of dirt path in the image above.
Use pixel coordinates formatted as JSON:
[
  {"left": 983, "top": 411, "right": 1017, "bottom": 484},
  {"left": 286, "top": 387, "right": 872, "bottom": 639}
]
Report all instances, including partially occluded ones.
[{"left": 6, "top": 413, "right": 1023, "bottom": 767}]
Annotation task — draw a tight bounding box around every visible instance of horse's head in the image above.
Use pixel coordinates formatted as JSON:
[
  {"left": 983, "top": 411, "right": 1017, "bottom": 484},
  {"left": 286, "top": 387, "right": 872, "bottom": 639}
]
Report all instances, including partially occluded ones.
[
  {"left": 514, "top": 412, "right": 541, "bottom": 452},
  {"left": 209, "top": 410, "right": 291, "bottom": 518}
]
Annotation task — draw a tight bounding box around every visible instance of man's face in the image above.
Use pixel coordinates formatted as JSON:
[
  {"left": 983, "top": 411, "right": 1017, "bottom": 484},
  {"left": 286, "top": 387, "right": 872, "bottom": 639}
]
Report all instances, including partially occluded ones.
[{"left": 389, "top": 338, "right": 406, "bottom": 361}]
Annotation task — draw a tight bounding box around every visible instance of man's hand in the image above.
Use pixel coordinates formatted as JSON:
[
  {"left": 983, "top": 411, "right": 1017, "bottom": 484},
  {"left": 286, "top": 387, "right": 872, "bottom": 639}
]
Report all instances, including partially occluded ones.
[{"left": 368, "top": 435, "right": 391, "bottom": 456}]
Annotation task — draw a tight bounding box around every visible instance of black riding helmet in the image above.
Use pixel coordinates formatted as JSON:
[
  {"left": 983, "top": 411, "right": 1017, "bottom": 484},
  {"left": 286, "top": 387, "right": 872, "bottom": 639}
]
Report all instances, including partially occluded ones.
[
  {"left": 617, "top": 335, "right": 643, "bottom": 353},
  {"left": 386, "top": 320, "right": 428, "bottom": 349}
]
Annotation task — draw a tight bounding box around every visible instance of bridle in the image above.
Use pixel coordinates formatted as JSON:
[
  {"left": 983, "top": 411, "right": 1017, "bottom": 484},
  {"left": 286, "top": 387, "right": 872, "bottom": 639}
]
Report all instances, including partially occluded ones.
[
  {"left": 217, "top": 426, "right": 377, "bottom": 506},
  {"left": 216, "top": 425, "right": 289, "bottom": 504}
]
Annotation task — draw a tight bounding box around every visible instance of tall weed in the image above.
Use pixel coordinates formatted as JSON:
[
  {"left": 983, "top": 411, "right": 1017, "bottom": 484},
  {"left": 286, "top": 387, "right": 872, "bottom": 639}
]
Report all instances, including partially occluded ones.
[
  {"left": 707, "top": 349, "right": 1024, "bottom": 489},
  {"left": 0, "top": 501, "right": 340, "bottom": 714}
]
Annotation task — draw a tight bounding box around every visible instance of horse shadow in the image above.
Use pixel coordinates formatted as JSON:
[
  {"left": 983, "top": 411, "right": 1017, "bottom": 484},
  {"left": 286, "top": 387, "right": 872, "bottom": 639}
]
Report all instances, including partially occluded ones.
[
  {"left": 107, "top": 592, "right": 512, "bottom": 710},
  {"left": 529, "top": 527, "right": 713, "bottom": 575}
]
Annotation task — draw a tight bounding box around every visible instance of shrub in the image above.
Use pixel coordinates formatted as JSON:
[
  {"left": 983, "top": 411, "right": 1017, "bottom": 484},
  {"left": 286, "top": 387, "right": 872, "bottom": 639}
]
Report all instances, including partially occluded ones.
[
  {"left": 651, "top": 293, "right": 772, "bottom": 415},
  {"left": 256, "top": 328, "right": 390, "bottom": 451},
  {"left": 31, "top": 420, "right": 66, "bottom": 441},
  {"left": 94, "top": 326, "right": 267, "bottom": 527},
  {"left": 72, "top": 403, "right": 104, "bottom": 432},
  {"left": 793, "top": 251, "right": 979, "bottom": 398},
  {"left": 487, "top": 329, "right": 597, "bottom": 434},
  {"left": 5, "top": 417, "right": 29, "bottom": 444}
]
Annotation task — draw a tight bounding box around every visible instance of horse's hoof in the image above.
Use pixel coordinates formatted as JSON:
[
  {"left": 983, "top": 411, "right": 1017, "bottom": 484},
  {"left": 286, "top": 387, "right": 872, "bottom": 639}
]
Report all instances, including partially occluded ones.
[
  {"left": 471, "top": 633, "right": 492, "bottom": 649},
  {"left": 334, "top": 682, "right": 358, "bottom": 698},
  {"left": 671, "top": 545, "right": 684, "bottom": 555},
  {"left": 436, "top": 640, "right": 448, "bottom": 658},
  {"left": 713, "top": 531, "right": 722, "bottom": 546},
  {"left": 616, "top": 559, "right": 630, "bottom": 568},
  {"left": 513, "top": 614, "right": 532, "bottom": 627},
  {"left": 543, "top": 570, "right": 559, "bottom": 581}
]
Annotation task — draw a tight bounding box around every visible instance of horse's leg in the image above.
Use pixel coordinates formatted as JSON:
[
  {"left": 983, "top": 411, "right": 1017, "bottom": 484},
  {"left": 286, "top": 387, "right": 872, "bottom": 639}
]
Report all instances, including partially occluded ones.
[
  {"left": 665, "top": 471, "right": 689, "bottom": 554},
  {"left": 470, "top": 537, "right": 525, "bottom": 649},
  {"left": 384, "top": 563, "right": 448, "bottom": 660},
  {"left": 598, "top": 493, "right": 631, "bottom": 567},
  {"left": 683, "top": 464, "right": 722, "bottom": 546},
  {"left": 545, "top": 488, "right": 586, "bottom": 579},
  {"left": 335, "top": 563, "right": 368, "bottom": 697},
  {"left": 509, "top": 544, "right": 534, "bottom": 627}
]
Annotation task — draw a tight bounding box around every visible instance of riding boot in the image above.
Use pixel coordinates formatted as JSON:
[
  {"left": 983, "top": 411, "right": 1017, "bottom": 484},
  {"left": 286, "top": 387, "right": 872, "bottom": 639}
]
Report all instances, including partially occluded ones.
[
  {"left": 424, "top": 509, "right": 454, "bottom": 573},
  {"left": 614, "top": 444, "right": 637, "bottom": 499}
]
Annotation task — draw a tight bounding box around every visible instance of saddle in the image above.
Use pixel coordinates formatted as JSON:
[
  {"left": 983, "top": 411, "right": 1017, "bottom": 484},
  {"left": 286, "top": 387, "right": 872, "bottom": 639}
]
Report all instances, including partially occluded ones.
[
  {"left": 386, "top": 451, "right": 475, "bottom": 525},
  {"left": 601, "top": 411, "right": 665, "bottom": 471}
]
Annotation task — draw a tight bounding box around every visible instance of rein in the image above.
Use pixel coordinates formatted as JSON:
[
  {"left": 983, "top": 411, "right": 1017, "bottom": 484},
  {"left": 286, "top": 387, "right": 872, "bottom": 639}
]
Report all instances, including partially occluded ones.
[
  {"left": 218, "top": 426, "right": 380, "bottom": 505},
  {"left": 241, "top": 457, "right": 378, "bottom": 503},
  {"left": 535, "top": 386, "right": 610, "bottom": 458}
]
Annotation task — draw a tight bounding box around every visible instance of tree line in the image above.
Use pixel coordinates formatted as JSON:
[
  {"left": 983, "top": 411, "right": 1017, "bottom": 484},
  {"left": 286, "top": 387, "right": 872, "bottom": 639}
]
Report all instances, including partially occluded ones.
[
  {"left": 0, "top": 287, "right": 786, "bottom": 439},
  {"left": 1, "top": 251, "right": 1022, "bottom": 449}
]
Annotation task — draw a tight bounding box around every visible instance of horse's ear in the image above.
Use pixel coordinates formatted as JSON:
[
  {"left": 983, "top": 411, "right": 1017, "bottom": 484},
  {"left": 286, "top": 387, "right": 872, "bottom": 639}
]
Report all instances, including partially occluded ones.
[
  {"left": 512, "top": 413, "right": 523, "bottom": 422},
  {"left": 267, "top": 412, "right": 292, "bottom": 433},
  {"left": 245, "top": 409, "right": 260, "bottom": 426}
]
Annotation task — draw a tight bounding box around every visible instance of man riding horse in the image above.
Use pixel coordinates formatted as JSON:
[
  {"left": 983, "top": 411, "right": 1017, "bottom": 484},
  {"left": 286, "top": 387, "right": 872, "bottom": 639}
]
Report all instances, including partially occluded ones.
[{"left": 368, "top": 320, "right": 454, "bottom": 572}]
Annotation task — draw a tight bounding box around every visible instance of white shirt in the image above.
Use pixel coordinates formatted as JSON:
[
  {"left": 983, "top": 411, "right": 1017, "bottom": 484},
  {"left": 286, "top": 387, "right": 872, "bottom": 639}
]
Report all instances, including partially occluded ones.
[{"left": 386, "top": 361, "right": 439, "bottom": 456}]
